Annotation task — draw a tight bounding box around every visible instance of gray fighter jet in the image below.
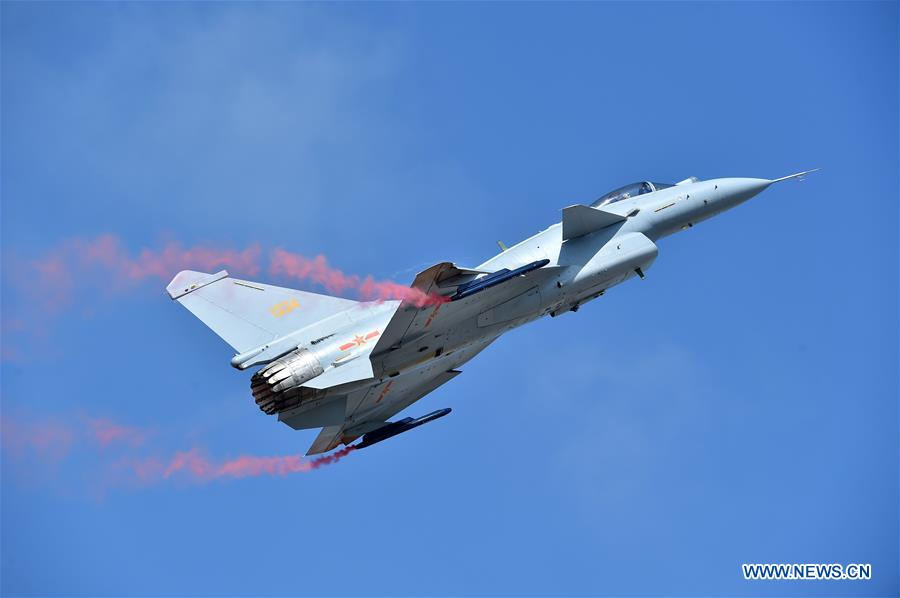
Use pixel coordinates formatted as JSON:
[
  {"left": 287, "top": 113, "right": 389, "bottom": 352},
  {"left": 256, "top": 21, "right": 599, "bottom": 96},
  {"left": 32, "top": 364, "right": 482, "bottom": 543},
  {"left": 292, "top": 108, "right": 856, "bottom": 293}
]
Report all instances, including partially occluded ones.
[{"left": 167, "top": 171, "right": 815, "bottom": 454}]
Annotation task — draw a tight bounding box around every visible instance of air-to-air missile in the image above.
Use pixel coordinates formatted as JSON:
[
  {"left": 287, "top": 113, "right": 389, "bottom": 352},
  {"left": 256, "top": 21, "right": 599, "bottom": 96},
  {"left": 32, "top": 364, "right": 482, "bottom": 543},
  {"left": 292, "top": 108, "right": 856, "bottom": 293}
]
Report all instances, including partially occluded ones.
[
  {"left": 451, "top": 259, "right": 550, "bottom": 300},
  {"left": 355, "top": 408, "right": 453, "bottom": 450}
]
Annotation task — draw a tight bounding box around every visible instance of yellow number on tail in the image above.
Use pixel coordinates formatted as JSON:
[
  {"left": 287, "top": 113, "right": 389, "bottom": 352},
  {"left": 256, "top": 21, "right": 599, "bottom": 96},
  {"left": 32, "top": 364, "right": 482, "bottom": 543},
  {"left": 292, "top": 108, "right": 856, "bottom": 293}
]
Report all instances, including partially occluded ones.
[{"left": 269, "top": 297, "right": 300, "bottom": 318}]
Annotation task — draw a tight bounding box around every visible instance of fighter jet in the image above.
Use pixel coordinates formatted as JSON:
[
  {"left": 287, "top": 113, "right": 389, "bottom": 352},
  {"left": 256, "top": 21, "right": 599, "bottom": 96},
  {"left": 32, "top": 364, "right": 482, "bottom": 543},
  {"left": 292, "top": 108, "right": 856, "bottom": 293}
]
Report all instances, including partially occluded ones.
[{"left": 167, "top": 171, "right": 815, "bottom": 454}]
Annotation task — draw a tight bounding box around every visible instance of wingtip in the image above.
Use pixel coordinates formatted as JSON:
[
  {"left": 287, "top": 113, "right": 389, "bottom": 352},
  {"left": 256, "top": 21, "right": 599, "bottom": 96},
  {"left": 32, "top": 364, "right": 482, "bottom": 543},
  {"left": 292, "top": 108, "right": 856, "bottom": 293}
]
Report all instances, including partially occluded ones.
[
  {"left": 770, "top": 168, "right": 820, "bottom": 184},
  {"left": 166, "top": 269, "right": 229, "bottom": 299}
]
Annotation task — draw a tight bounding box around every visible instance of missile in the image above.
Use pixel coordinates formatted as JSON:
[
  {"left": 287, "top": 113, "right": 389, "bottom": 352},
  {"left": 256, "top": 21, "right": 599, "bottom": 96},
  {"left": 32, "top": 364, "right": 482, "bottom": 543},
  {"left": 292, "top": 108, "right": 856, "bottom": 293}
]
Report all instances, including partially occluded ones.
[
  {"left": 451, "top": 259, "right": 551, "bottom": 301},
  {"left": 355, "top": 408, "right": 452, "bottom": 449}
]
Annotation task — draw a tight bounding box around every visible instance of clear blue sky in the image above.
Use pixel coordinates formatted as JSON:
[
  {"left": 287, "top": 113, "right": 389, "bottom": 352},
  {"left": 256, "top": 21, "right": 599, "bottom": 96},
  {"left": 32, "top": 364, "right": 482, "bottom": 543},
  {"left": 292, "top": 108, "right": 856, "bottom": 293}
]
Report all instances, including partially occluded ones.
[{"left": 2, "top": 2, "right": 897, "bottom": 596}]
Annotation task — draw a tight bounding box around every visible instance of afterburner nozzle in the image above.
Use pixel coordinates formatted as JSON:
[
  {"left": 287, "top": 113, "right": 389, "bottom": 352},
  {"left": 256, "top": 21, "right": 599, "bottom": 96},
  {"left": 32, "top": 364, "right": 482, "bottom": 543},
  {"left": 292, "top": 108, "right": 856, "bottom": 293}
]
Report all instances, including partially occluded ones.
[{"left": 251, "top": 349, "right": 324, "bottom": 414}]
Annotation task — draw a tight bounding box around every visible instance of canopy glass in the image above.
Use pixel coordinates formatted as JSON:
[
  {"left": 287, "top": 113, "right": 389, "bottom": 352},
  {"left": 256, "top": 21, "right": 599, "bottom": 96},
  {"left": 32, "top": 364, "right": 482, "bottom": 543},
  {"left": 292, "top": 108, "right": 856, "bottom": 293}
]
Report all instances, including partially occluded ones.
[{"left": 591, "top": 181, "right": 674, "bottom": 208}]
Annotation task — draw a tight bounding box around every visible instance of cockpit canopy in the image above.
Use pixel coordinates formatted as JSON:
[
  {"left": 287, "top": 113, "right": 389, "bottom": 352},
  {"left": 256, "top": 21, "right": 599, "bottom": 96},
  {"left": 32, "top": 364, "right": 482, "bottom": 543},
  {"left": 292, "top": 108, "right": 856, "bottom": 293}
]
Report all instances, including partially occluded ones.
[{"left": 591, "top": 181, "right": 674, "bottom": 208}]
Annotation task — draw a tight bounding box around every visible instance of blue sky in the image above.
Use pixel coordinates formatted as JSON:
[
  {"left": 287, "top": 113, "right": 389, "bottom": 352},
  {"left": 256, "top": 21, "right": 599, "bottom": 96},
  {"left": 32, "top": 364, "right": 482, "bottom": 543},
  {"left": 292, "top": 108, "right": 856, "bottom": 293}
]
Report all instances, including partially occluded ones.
[{"left": 1, "top": 2, "right": 897, "bottom": 596}]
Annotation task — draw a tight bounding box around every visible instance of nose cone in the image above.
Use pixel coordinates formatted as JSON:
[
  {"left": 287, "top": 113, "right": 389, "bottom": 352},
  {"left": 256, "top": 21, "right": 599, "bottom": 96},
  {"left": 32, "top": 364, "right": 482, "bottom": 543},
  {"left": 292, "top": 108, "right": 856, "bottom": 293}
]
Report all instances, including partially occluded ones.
[{"left": 714, "top": 177, "right": 773, "bottom": 208}]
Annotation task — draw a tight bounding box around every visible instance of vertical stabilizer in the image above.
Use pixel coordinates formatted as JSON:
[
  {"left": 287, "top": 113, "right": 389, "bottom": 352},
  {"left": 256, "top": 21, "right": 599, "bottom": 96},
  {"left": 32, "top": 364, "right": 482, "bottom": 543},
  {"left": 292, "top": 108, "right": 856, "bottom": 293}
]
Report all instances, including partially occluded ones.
[{"left": 166, "top": 270, "right": 359, "bottom": 354}]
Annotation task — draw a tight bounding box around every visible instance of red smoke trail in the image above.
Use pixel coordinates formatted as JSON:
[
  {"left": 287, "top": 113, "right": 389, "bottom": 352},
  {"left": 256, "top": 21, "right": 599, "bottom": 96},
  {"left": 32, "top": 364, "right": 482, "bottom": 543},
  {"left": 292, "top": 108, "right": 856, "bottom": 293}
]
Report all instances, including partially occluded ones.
[
  {"left": 30, "top": 254, "right": 75, "bottom": 312},
  {"left": 358, "top": 276, "right": 449, "bottom": 307},
  {"left": 11, "top": 235, "right": 263, "bottom": 319},
  {"left": 88, "top": 417, "right": 146, "bottom": 448},
  {"left": 29, "top": 235, "right": 262, "bottom": 305},
  {"left": 4, "top": 235, "right": 448, "bottom": 361},
  {"left": 149, "top": 445, "right": 357, "bottom": 481},
  {"left": 2, "top": 411, "right": 355, "bottom": 489},
  {"left": 0, "top": 415, "right": 76, "bottom": 463},
  {"left": 128, "top": 445, "right": 357, "bottom": 484},
  {"left": 18, "top": 235, "right": 445, "bottom": 308},
  {"left": 1, "top": 414, "right": 145, "bottom": 459},
  {"left": 269, "top": 251, "right": 359, "bottom": 295},
  {"left": 270, "top": 248, "right": 448, "bottom": 307},
  {"left": 72, "top": 234, "right": 263, "bottom": 282}
]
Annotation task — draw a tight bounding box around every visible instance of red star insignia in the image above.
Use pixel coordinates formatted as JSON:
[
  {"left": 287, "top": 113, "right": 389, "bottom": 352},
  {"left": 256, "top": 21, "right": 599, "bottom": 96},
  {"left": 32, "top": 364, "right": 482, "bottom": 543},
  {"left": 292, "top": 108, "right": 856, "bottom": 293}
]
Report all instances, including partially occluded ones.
[{"left": 353, "top": 335, "right": 366, "bottom": 346}]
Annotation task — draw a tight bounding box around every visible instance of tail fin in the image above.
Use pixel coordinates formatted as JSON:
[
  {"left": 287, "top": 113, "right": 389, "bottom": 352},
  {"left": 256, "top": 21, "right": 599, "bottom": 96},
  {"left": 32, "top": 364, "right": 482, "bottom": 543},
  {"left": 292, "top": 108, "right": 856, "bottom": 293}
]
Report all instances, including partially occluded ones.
[{"left": 166, "top": 270, "right": 359, "bottom": 354}]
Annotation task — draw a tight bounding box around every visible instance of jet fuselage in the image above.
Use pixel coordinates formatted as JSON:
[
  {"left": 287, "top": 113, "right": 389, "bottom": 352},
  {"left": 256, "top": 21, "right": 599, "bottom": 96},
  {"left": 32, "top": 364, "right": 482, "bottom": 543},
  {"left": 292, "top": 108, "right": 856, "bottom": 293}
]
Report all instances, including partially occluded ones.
[
  {"left": 168, "top": 172, "right": 810, "bottom": 451},
  {"left": 267, "top": 176, "right": 785, "bottom": 407}
]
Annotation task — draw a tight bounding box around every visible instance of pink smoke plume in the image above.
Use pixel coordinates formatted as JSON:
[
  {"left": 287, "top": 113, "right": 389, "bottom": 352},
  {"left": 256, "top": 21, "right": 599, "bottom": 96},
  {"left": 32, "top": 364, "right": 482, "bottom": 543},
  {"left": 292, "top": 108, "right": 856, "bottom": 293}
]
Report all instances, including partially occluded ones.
[
  {"left": 4, "top": 235, "right": 448, "bottom": 362},
  {"left": 270, "top": 248, "right": 448, "bottom": 307},
  {"left": 16, "top": 234, "right": 446, "bottom": 311},
  {"left": 1, "top": 415, "right": 76, "bottom": 463},
  {"left": 134, "top": 445, "right": 357, "bottom": 482},
  {"left": 2, "top": 411, "right": 356, "bottom": 490},
  {"left": 72, "top": 234, "right": 263, "bottom": 282},
  {"left": 88, "top": 417, "right": 146, "bottom": 448},
  {"left": 127, "top": 445, "right": 358, "bottom": 485},
  {"left": 29, "top": 235, "right": 262, "bottom": 305},
  {"left": 12, "top": 235, "right": 262, "bottom": 318},
  {"left": 1, "top": 414, "right": 146, "bottom": 460}
]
